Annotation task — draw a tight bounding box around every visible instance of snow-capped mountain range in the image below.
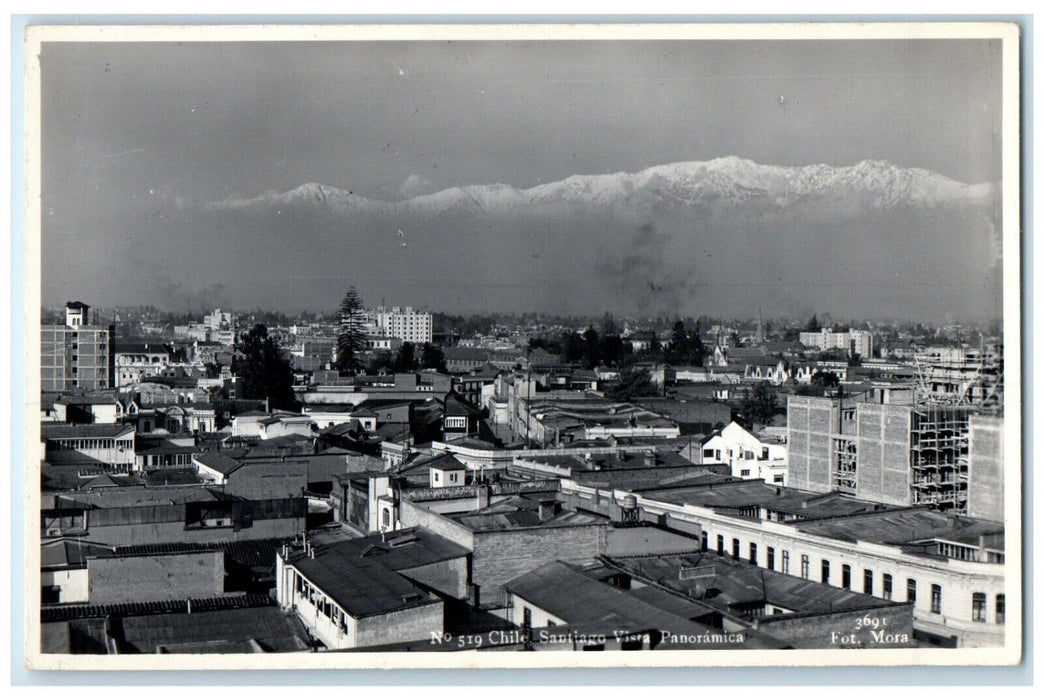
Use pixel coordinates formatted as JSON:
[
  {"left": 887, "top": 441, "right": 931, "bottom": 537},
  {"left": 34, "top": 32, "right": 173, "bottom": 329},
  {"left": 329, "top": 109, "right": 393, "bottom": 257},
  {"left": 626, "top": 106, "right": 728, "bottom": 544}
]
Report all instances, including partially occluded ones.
[{"left": 206, "top": 157, "right": 996, "bottom": 216}]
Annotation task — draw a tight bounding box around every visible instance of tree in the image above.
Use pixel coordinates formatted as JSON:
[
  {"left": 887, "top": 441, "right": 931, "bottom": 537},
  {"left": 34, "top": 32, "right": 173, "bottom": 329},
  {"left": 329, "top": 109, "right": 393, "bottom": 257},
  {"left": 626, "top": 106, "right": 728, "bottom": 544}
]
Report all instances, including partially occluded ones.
[
  {"left": 336, "top": 287, "right": 367, "bottom": 374},
  {"left": 581, "top": 327, "right": 601, "bottom": 369},
  {"left": 233, "top": 324, "right": 297, "bottom": 411},
  {"left": 738, "top": 382, "right": 780, "bottom": 429},
  {"left": 811, "top": 370, "right": 840, "bottom": 388},
  {"left": 607, "top": 367, "right": 657, "bottom": 400},
  {"left": 666, "top": 320, "right": 689, "bottom": 364},
  {"left": 665, "top": 320, "right": 706, "bottom": 367},
  {"left": 419, "top": 343, "right": 447, "bottom": 372},
  {"left": 394, "top": 342, "right": 418, "bottom": 372},
  {"left": 561, "top": 332, "right": 584, "bottom": 363},
  {"left": 203, "top": 361, "right": 223, "bottom": 379},
  {"left": 599, "top": 333, "right": 628, "bottom": 367},
  {"left": 804, "top": 314, "right": 821, "bottom": 332},
  {"left": 367, "top": 351, "right": 394, "bottom": 373}
]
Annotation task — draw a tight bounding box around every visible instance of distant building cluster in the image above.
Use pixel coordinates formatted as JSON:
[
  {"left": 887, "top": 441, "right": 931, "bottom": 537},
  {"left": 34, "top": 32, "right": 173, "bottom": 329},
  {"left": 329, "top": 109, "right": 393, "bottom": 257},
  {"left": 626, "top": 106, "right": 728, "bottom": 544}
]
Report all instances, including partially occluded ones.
[
  {"left": 369, "top": 306, "right": 433, "bottom": 345},
  {"left": 37, "top": 299, "right": 1007, "bottom": 655},
  {"left": 174, "top": 308, "right": 236, "bottom": 345},
  {"left": 799, "top": 327, "right": 874, "bottom": 359}
]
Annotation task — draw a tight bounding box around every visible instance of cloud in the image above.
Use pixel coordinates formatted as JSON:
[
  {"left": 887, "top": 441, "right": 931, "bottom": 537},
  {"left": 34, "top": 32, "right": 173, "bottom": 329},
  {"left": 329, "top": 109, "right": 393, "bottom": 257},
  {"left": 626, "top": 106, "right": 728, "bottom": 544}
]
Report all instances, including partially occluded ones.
[{"left": 398, "top": 173, "right": 438, "bottom": 199}]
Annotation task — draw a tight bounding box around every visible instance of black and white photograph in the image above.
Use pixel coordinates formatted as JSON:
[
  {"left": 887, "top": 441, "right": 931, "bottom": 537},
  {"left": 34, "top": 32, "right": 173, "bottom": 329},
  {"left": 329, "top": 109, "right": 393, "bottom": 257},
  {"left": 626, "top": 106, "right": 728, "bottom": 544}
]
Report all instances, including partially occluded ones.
[{"left": 22, "top": 22, "right": 1021, "bottom": 670}]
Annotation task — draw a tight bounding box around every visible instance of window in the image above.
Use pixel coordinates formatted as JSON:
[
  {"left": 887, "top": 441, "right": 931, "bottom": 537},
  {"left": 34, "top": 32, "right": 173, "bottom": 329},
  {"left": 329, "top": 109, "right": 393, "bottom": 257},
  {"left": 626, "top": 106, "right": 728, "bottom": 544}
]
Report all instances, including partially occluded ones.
[
  {"left": 701, "top": 532, "right": 708, "bottom": 551},
  {"left": 931, "top": 584, "right": 942, "bottom": 614},
  {"left": 717, "top": 535, "right": 724, "bottom": 555},
  {"left": 749, "top": 543, "right": 757, "bottom": 565},
  {"left": 740, "top": 469, "right": 751, "bottom": 477},
  {"left": 781, "top": 550, "right": 790, "bottom": 575},
  {"left": 864, "top": 569, "right": 874, "bottom": 596},
  {"left": 972, "top": 593, "right": 986, "bottom": 622},
  {"left": 761, "top": 447, "right": 770, "bottom": 460},
  {"left": 703, "top": 449, "right": 714, "bottom": 459},
  {"left": 907, "top": 579, "right": 917, "bottom": 604},
  {"left": 842, "top": 564, "right": 851, "bottom": 590},
  {"left": 883, "top": 574, "right": 893, "bottom": 601},
  {"left": 522, "top": 607, "right": 532, "bottom": 629},
  {"left": 821, "top": 560, "right": 830, "bottom": 584},
  {"left": 996, "top": 594, "right": 1005, "bottom": 624},
  {"left": 767, "top": 547, "right": 775, "bottom": 570},
  {"left": 732, "top": 538, "right": 740, "bottom": 560},
  {"left": 382, "top": 509, "right": 391, "bottom": 527},
  {"left": 800, "top": 555, "right": 810, "bottom": 579},
  {"left": 434, "top": 472, "right": 441, "bottom": 482}
]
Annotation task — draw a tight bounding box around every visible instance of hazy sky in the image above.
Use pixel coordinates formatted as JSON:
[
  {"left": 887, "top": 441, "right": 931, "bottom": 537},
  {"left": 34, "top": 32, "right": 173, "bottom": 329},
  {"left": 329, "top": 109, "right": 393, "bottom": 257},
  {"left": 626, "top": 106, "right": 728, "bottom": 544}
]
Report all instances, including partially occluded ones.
[{"left": 40, "top": 37, "right": 1003, "bottom": 317}]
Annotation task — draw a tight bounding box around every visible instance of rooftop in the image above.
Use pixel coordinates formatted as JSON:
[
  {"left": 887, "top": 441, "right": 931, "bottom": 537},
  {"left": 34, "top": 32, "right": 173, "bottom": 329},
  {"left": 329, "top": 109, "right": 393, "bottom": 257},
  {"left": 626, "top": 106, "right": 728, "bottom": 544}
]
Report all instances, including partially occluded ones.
[
  {"left": 42, "top": 423, "right": 135, "bottom": 440},
  {"left": 192, "top": 451, "right": 243, "bottom": 476},
  {"left": 53, "top": 485, "right": 226, "bottom": 509},
  {"left": 795, "top": 508, "right": 1005, "bottom": 551},
  {"left": 117, "top": 605, "right": 309, "bottom": 653},
  {"left": 451, "top": 494, "right": 605, "bottom": 532},
  {"left": 504, "top": 560, "right": 783, "bottom": 649},
  {"left": 606, "top": 552, "right": 899, "bottom": 616},
  {"left": 287, "top": 528, "right": 468, "bottom": 618}
]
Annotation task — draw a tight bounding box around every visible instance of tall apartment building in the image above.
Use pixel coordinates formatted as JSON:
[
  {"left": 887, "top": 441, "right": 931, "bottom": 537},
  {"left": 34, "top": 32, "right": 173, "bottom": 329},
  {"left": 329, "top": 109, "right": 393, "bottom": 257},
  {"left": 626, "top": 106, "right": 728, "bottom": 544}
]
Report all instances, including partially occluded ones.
[
  {"left": 787, "top": 395, "right": 1003, "bottom": 520},
  {"left": 799, "top": 327, "right": 874, "bottom": 359},
  {"left": 41, "top": 301, "right": 115, "bottom": 392},
  {"left": 372, "top": 306, "right": 433, "bottom": 345}
]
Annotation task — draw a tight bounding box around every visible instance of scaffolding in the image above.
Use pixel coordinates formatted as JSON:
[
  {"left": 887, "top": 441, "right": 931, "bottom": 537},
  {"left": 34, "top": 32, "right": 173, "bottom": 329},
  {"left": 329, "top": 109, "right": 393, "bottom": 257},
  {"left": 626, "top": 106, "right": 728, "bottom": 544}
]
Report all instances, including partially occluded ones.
[
  {"left": 909, "top": 405, "right": 972, "bottom": 515},
  {"left": 832, "top": 437, "right": 858, "bottom": 494},
  {"left": 914, "top": 343, "right": 1003, "bottom": 414}
]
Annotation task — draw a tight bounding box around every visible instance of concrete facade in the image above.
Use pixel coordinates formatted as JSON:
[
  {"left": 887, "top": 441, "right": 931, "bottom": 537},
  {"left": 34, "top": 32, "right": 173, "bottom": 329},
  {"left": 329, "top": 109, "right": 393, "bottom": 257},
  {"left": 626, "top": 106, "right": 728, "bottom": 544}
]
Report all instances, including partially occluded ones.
[
  {"left": 786, "top": 396, "right": 836, "bottom": 493},
  {"left": 967, "top": 415, "right": 1004, "bottom": 522},
  {"left": 854, "top": 403, "right": 913, "bottom": 506}
]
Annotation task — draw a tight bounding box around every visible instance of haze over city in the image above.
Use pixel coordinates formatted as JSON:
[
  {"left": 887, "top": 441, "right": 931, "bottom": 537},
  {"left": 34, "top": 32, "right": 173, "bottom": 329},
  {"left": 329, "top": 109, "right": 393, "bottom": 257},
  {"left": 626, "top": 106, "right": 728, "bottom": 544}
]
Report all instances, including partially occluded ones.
[{"left": 41, "top": 39, "right": 1003, "bottom": 320}]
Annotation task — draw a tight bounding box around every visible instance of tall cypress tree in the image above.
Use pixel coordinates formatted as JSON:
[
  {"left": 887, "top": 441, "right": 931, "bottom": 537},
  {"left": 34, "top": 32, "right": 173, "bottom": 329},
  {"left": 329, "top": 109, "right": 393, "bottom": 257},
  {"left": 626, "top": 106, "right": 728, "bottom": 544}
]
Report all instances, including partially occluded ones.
[{"left": 336, "top": 287, "right": 367, "bottom": 373}]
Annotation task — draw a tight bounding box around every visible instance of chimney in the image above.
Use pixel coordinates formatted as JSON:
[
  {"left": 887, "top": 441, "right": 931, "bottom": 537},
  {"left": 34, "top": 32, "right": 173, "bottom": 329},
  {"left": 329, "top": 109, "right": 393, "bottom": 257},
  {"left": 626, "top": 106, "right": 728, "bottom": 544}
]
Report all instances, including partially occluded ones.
[
  {"left": 476, "top": 483, "right": 491, "bottom": 510},
  {"left": 538, "top": 500, "right": 560, "bottom": 522}
]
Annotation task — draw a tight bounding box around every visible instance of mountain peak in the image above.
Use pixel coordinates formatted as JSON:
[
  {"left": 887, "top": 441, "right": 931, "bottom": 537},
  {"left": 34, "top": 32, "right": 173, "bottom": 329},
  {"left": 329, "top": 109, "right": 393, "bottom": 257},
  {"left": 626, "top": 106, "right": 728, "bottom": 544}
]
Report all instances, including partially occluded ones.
[{"left": 206, "top": 158, "right": 996, "bottom": 216}]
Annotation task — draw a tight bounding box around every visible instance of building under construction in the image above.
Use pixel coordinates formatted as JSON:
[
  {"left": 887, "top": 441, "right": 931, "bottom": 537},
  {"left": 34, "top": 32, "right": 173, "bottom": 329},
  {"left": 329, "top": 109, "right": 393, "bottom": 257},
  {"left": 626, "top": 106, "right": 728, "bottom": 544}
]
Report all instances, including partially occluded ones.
[
  {"left": 788, "top": 394, "right": 1002, "bottom": 521},
  {"left": 909, "top": 405, "right": 974, "bottom": 513},
  {"left": 915, "top": 343, "right": 1003, "bottom": 414}
]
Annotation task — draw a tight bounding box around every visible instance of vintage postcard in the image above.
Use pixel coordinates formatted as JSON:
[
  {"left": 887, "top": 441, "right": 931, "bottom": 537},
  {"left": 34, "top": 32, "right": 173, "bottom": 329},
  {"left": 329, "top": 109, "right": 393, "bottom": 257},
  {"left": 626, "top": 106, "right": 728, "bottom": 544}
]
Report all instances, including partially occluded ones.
[{"left": 21, "top": 22, "right": 1021, "bottom": 671}]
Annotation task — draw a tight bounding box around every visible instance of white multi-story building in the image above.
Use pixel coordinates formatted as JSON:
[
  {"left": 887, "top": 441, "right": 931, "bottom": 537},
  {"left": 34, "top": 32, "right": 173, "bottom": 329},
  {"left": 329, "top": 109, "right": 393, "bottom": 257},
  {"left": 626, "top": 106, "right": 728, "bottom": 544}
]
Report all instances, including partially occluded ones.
[
  {"left": 698, "top": 421, "right": 788, "bottom": 485},
  {"left": 372, "top": 306, "right": 433, "bottom": 345},
  {"left": 203, "top": 308, "right": 234, "bottom": 331},
  {"left": 799, "top": 327, "right": 874, "bottom": 359}
]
